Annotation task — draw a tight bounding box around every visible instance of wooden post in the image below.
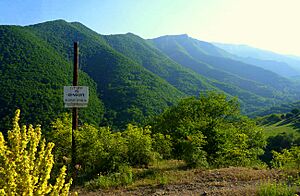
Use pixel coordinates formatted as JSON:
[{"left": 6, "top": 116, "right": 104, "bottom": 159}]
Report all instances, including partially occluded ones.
[{"left": 72, "top": 42, "right": 79, "bottom": 169}]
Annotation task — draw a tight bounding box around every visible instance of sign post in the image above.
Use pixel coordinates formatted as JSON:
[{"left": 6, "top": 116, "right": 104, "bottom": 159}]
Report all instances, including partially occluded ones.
[
  {"left": 72, "top": 42, "right": 78, "bottom": 171},
  {"left": 64, "top": 42, "right": 88, "bottom": 175}
]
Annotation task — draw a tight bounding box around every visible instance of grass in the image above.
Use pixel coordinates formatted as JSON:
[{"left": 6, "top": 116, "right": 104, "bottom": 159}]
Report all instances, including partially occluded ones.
[
  {"left": 258, "top": 180, "right": 297, "bottom": 196},
  {"left": 261, "top": 121, "right": 300, "bottom": 138},
  {"left": 130, "top": 160, "right": 189, "bottom": 188}
]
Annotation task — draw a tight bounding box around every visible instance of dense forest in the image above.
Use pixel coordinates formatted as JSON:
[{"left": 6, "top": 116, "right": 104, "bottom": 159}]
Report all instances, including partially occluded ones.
[{"left": 1, "top": 20, "right": 300, "bottom": 130}]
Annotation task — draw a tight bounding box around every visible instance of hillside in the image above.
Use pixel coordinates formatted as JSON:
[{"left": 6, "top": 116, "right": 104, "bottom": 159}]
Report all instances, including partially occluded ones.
[
  {"left": 27, "top": 20, "right": 185, "bottom": 127},
  {"left": 103, "top": 33, "right": 217, "bottom": 95},
  {"left": 151, "top": 34, "right": 300, "bottom": 113},
  {"left": 214, "top": 43, "right": 300, "bottom": 77},
  {"left": 1, "top": 20, "right": 300, "bottom": 128},
  {"left": 252, "top": 101, "right": 300, "bottom": 117},
  {"left": 0, "top": 25, "right": 104, "bottom": 131}
]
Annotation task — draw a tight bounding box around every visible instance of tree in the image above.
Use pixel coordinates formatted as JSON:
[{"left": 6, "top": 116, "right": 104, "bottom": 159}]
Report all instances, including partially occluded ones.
[{"left": 151, "top": 92, "right": 266, "bottom": 167}]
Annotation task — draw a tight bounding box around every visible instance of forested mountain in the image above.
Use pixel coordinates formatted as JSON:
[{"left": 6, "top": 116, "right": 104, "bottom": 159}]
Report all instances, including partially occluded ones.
[
  {"left": 1, "top": 20, "right": 300, "bottom": 129},
  {"left": 102, "top": 33, "right": 216, "bottom": 95},
  {"left": 26, "top": 20, "right": 185, "bottom": 127},
  {"left": 0, "top": 25, "right": 104, "bottom": 131},
  {"left": 214, "top": 43, "right": 300, "bottom": 77},
  {"left": 96, "top": 33, "right": 275, "bottom": 113},
  {"left": 151, "top": 34, "right": 300, "bottom": 112}
]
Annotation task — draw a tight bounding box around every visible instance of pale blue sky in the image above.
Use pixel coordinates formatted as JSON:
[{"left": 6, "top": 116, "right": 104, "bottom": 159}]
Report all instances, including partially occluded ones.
[{"left": 1, "top": 0, "right": 300, "bottom": 55}]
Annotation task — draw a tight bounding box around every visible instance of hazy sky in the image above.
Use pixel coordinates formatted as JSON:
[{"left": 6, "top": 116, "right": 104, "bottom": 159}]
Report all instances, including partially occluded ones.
[{"left": 1, "top": 0, "right": 300, "bottom": 55}]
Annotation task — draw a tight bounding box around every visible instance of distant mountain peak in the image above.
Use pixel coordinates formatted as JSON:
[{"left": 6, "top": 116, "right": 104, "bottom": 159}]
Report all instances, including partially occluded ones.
[
  {"left": 152, "top": 34, "right": 189, "bottom": 40},
  {"left": 177, "top": 34, "right": 189, "bottom": 38},
  {"left": 30, "top": 19, "right": 69, "bottom": 26}
]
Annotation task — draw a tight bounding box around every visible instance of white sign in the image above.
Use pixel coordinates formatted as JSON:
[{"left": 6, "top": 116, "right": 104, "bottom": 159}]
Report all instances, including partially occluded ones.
[{"left": 64, "top": 86, "right": 89, "bottom": 108}]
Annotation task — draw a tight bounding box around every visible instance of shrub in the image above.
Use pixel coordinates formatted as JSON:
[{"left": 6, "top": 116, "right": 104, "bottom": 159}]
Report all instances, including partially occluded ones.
[
  {"left": 49, "top": 115, "right": 128, "bottom": 177},
  {"left": 181, "top": 132, "right": 208, "bottom": 168},
  {"left": 47, "top": 113, "right": 72, "bottom": 176},
  {"left": 261, "top": 133, "right": 298, "bottom": 165},
  {"left": 0, "top": 110, "right": 72, "bottom": 195},
  {"left": 123, "top": 124, "right": 155, "bottom": 167},
  {"left": 215, "top": 122, "right": 266, "bottom": 167},
  {"left": 271, "top": 146, "right": 300, "bottom": 169},
  {"left": 152, "top": 133, "right": 172, "bottom": 159},
  {"left": 77, "top": 124, "right": 128, "bottom": 175}
]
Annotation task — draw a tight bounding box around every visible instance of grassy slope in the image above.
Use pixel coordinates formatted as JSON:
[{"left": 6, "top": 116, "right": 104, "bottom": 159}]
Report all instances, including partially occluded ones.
[
  {"left": 261, "top": 122, "right": 300, "bottom": 137},
  {"left": 258, "top": 112, "right": 300, "bottom": 137}
]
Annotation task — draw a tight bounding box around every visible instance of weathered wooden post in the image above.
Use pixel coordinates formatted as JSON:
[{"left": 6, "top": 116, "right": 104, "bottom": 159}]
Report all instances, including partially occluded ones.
[
  {"left": 72, "top": 42, "right": 79, "bottom": 169},
  {"left": 63, "top": 42, "right": 89, "bottom": 175}
]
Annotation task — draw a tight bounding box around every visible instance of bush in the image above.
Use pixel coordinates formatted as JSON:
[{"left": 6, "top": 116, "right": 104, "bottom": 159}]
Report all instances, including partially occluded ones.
[
  {"left": 49, "top": 116, "right": 159, "bottom": 178},
  {"left": 215, "top": 121, "right": 266, "bottom": 167},
  {"left": 261, "top": 133, "right": 298, "bottom": 165},
  {"left": 271, "top": 146, "right": 300, "bottom": 169},
  {"left": 75, "top": 124, "right": 128, "bottom": 177},
  {"left": 47, "top": 113, "right": 72, "bottom": 174},
  {"left": 123, "top": 124, "right": 155, "bottom": 167},
  {"left": 0, "top": 110, "right": 72, "bottom": 195},
  {"left": 181, "top": 132, "right": 208, "bottom": 168},
  {"left": 152, "top": 133, "right": 172, "bottom": 159}
]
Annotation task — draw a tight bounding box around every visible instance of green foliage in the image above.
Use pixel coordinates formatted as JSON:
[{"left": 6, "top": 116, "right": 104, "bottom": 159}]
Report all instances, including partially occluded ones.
[
  {"left": 48, "top": 113, "right": 72, "bottom": 165},
  {"left": 84, "top": 165, "right": 133, "bottom": 190},
  {"left": 181, "top": 133, "right": 208, "bottom": 168},
  {"left": 152, "top": 92, "right": 266, "bottom": 167},
  {"left": 261, "top": 133, "right": 300, "bottom": 165},
  {"left": 258, "top": 181, "right": 296, "bottom": 196},
  {"left": 49, "top": 115, "right": 160, "bottom": 181},
  {"left": 215, "top": 118, "right": 267, "bottom": 167},
  {"left": 271, "top": 146, "right": 300, "bottom": 169},
  {"left": 77, "top": 125, "right": 127, "bottom": 175},
  {"left": 253, "top": 102, "right": 300, "bottom": 117},
  {"left": 27, "top": 20, "right": 184, "bottom": 129},
  {"left": 123, "top": 125, "right": 155, "bottom": 167},
  {"left": 152, "top": 34, "right": 299, "bottom": 114},
  {"left": 291, "top": 108, "right": 300, "bottom": 115},
  {"left": 104, "top": 33, "right": 216, "bottom": 96},
  {"left": 0, "top": 24, "right": 104, "bottom": 132},
  {"left": 49, "top": 114, "right": 127, "bottom": 177},
  {"left": 0, "top": 110, "right": 72, "bottom": 195},
  {"left": 257, "top": 114, "right": 282, "bottom": 125},
  {"left": 152, "top": 133, "right": 173, "bottom": 159}
]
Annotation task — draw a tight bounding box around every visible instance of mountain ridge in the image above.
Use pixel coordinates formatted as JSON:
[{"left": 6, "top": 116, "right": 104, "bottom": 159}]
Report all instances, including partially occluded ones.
[
  {"left": 214, "top": 42, "right": 300, "bottom": 77},
  {"left": 1, "top": 19, "right": 300, "bottom": 128}
]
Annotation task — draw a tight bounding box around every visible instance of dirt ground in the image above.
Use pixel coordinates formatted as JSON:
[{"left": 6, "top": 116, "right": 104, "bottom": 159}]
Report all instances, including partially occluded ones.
[{"left": 76, "top": 167, "right": 285, "bottom": 195}]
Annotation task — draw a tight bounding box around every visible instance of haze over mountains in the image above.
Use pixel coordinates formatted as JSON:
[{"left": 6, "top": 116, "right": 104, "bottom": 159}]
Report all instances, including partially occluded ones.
[
  {"left": 1, "top": 19, "right": 300, "bottom": 129},
  {"left": 214, "top": 43, "right": 300, "bottom": 77}
]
